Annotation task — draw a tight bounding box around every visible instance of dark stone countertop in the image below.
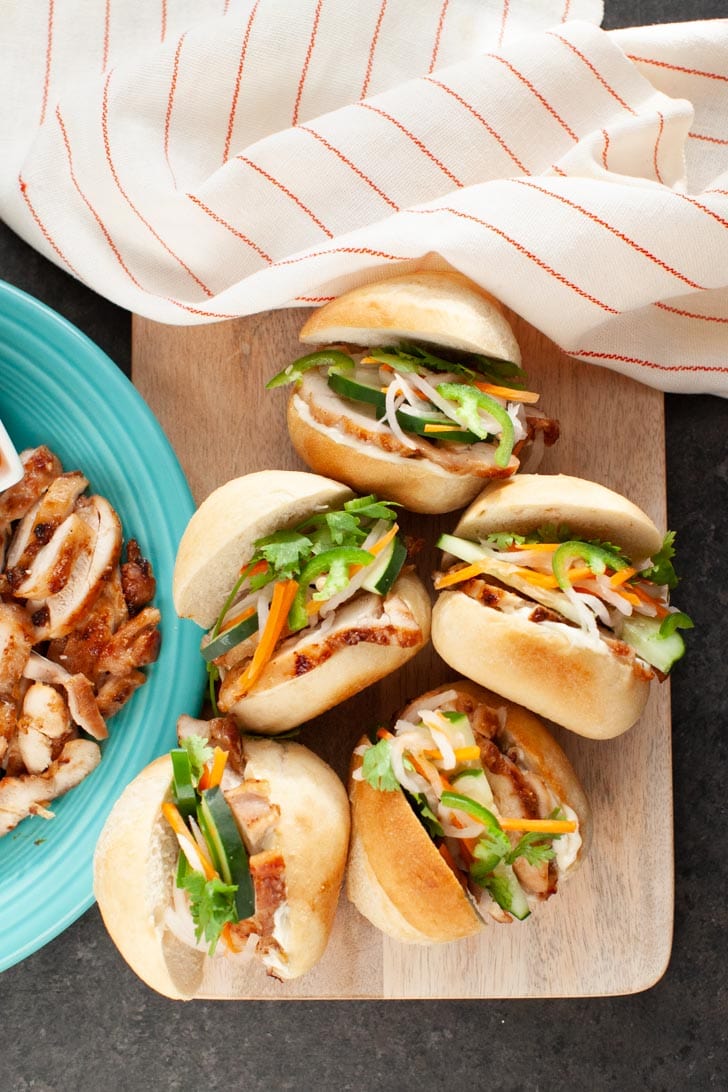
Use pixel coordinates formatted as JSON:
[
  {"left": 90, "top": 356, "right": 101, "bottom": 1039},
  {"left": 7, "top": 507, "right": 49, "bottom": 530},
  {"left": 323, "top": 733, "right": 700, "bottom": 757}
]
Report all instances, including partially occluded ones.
[{"left": 1, "top": 3, "right": 727, "bottom": 1088}]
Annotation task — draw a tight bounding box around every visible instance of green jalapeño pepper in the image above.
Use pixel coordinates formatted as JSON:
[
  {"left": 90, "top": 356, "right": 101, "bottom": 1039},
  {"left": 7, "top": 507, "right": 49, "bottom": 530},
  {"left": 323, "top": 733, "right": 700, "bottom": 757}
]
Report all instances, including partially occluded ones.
[
  {"left": 440, "top": 790, "right": 511, "bottom": 872},
  {"left": 170, "top": 748, "right": 198, "bottom": 821},
  {"left": 552, "top": 541, "right": 629, "bottom": 590},
  {"left": 288, "top": 546, "right": 375, "bottom": 631},
  {"left": 435, "top": 383, "right": 515, "bottom": 467},
  {"left": 266, "top": 350, "right": 355, "bottom": 389}
]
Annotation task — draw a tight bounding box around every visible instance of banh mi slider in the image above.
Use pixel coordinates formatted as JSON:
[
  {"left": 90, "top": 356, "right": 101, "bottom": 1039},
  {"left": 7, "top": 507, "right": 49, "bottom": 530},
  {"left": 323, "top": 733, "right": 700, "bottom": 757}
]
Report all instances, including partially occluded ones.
[
  {"left": 431, "top": 475, "right": 693, "bottom": 740},
  {"left": 348, "top": 680, "right": 590, "bottom": 941},
  {"left": 94, "top": 715, "right": 350, "bottom": 998},
  {"left": 266, "top": 271, "right": 558, "bottom": 514},
  {"left": 173, "top": 470, "right": 430, "bottom": 734}
]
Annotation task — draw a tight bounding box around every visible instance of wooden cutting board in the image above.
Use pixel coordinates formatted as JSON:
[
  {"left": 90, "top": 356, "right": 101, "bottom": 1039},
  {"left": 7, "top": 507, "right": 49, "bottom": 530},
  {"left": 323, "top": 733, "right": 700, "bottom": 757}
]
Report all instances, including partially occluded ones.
[{"left": 132, "top": 308, "right": 672, "bottom": 999}]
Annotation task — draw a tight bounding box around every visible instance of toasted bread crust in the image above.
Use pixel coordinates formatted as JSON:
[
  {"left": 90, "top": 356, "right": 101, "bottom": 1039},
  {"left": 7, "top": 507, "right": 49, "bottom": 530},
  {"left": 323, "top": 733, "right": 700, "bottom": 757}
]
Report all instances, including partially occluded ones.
[
  {"left": 173, "top": 470, "right": 353, "bottom": 629},
  {"left": 455, "top": 474, "right": 663, "bottom": 560},
  {"left": 299, "top": 271, "right": 522, "bottom": 364},
  {"left": 348, "top": 739, "right": 482, "bottom": 944}
]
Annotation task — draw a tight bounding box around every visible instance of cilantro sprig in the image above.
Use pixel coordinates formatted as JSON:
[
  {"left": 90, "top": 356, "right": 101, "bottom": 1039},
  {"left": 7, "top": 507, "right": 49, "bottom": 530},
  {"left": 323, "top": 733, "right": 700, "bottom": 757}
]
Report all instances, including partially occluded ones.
[{"left": 178, "top": 867, "right": 239, "bottom": 955}]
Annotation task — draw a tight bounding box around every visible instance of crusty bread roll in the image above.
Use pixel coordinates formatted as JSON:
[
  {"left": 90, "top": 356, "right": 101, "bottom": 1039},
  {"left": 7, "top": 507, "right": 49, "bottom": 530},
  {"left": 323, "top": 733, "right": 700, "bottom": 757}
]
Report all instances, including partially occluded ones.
[
  {"left": 347, "top": 680, "right": 590, "bottom": 944},
  {"left": 298, "top": 270, "right": 522, "bottom": 363},
  {"left": 432, "top": 474, "right": 663, "bottom": 739},
  {"left": 93, "top": 737, "right": 350, "bottom": 998},
  {"left": 283, "top": 271, "right": 544, "bottom": 515},
  {"left": 454, "top": 474, "right": 663, "bottom": 561},
  {"left": 173, "top": 470, "right": 353, "bottom": 629},
  {"left": 173, "top": 469, "right": 431, "bottom": 734},
  {"left": 218, "top": 570, "right": 432, "bottom": 734}
]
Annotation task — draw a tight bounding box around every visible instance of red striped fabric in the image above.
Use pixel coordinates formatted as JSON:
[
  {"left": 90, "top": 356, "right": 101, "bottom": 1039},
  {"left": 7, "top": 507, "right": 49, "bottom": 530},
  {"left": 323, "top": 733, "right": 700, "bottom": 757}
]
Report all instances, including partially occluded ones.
[{"left": 2, "top": 1, "right": 727, "bottom": 393}]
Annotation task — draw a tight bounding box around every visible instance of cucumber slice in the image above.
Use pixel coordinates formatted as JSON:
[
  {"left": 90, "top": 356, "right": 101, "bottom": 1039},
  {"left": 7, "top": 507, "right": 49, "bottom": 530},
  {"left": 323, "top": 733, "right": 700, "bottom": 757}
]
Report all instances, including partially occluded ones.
[
  {"left": 619, "top": 614, "right": 686, "bottom": 674},
  {"left": 327, "top": 372, "right": 386, "bottom": 413},
  {"left": 198, "top": 788, "right": 255, "bottom": 920},
  {"left": 327, "top": 373, "right": 481, "bottom": 442},
  {"left": 361, "top": 537, "right": 407, "bottom": 596},
  {"left": 436, "top": 533, "right": 490, "bottom": 564},
  {"left": 486, "top": 862, "right": 531, "bottom": 920},
  {"left": 395, "top": 408, "right": 481, "bottom": 443},
  {"left": 202, "top": 611, "right": 259, "bottom": 662}
]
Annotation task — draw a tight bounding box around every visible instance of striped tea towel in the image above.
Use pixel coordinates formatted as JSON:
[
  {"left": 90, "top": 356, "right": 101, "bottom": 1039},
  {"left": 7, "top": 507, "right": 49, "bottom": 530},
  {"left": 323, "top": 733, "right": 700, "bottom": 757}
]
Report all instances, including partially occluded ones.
[{"left": 1, "top": 0, "right": 727, "bottom": 394}]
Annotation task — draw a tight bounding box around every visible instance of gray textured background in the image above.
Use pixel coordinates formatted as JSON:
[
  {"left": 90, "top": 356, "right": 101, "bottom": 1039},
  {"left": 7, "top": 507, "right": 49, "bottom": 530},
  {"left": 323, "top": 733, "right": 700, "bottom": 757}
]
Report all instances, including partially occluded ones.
[{"left": 2, "top": 2, "right": 727, "bottom": 1089}]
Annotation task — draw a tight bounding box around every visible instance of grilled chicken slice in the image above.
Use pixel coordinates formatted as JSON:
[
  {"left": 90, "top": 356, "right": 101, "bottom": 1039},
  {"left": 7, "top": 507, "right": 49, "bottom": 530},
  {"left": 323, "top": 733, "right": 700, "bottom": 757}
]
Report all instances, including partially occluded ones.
[
  {"left": 0, "top": 738, "right": 101, "bottom": 835},
  {"left": 225, "top": 780, "right": 280, "bottom": 854},
  {"left": 0, "top": 447, "right": 63, "bottom": 529},
  {"left": 46, "top": 567, "right": 129, "bottom": 681},
  {"left": 0, "top": 602, "right": 35, "bottom": 764},
  {"left": 95, "top": 671, "right": 146, "bottom": 719},
  {"left": 28, "top": 495, "right": 122, "bottom": 640},
  {"left": 23, "top": 652, "right": 108, "bottom": 740},
  {"left": 475, "top": 735, "right": 554, "bottom": 899},
  {"left": 16, "top": 682, "right": 74, "bottom": 774},
  {"left": 4, "top": 471, "right": 89, "bottom": 577},
  {"left": 11, "top": 512, "right": 94, "bottom": 600},
  {"left": 121, "top": 539, "right": 156, "bottom": 614}
]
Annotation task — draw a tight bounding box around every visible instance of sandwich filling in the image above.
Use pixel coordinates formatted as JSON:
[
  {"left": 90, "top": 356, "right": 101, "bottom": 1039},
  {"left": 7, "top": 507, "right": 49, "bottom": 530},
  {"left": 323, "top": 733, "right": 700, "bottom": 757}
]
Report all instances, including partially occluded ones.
[
  {"left": 353, "top": 688, "right": 581, "bottom": 922},
  {"left": 201, "top": 494, "right": 420, "bottom": 711},
  {"left": 434, "top": 527, "right": 693, "bottom": 675},
  {"left": 163, "top": 715, "right": 289, "bottom": 973},
  {"left": 268, "top": 344, "right": 558, "bottom": 476}
]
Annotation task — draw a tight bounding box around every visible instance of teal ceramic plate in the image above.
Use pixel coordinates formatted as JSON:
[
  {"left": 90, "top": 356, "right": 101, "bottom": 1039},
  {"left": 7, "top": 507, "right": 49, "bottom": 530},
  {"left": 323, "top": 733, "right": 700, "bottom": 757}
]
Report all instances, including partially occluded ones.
[{"left": 0, "top": 280, "right": 205, "bottom": 972}]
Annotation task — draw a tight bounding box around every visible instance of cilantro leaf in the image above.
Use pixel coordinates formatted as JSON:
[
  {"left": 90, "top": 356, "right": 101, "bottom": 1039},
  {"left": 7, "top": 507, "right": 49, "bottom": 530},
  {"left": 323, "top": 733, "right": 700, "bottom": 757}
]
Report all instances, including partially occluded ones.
[
  {"left": 484, "top": 531, "right": 526, "bottom": 549},
  {"left": 642, "top": 531, "right": 680, "bottom": 590},
  {"left": 469, "top": 828, "right": 511, "bottom": 881},
  {"left": 343, "top": 495, "right": 400, "bottom": 522},
  {"left": 253, "top": 530, "right": 313, "bottom": 579},
  {"left": 179, "top": 869, "right": 239, "bottom": 954},
  {"left": 181, "top": 734, "right": 213, "bottom": 784},
  {"left": 506, "top": 831, "right": 558, "bottom": 867},
  {"left": 534, "top": 522, "right": 573, "bottom": 544},
  {"left": 323, "top": 510, "right": 363, "bottom": 546},
  {"left": 361, "top": 739, "right": 400, "bottom": 791}
]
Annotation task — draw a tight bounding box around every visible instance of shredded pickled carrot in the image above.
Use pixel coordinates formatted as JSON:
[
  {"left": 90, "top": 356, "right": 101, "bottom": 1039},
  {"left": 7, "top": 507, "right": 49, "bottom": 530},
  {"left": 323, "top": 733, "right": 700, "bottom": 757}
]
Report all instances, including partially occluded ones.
[
  {"left": 609, "top": 566, "right": 637, "bottom": 587},
  {"left": 198, "top": 747, "right": 228, "bottom": 791},
  {"left": 423, "top": 745, "right": 481, "bottom": 763},
  {"left": 499, "top": 817, "right": 577, "bottom": 834},
  {"left": 236, "top": 579, "right": 299, "bottom": 694},
  {"left": 162, "top": 802, "right": 217, "bottom": 880},
  {"left": 434, "top": 560, "right": 491, "bottom": 589},
  {"left": 474, "top": 380, "right": 540, "bottom": 404}
]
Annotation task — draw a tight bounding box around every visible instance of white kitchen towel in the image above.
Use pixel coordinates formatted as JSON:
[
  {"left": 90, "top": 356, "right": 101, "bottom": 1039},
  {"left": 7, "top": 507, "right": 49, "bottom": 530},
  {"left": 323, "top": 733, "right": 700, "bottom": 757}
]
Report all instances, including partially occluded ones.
[{"left": 1, "top": 1, "right": 727, "bottom": 395}]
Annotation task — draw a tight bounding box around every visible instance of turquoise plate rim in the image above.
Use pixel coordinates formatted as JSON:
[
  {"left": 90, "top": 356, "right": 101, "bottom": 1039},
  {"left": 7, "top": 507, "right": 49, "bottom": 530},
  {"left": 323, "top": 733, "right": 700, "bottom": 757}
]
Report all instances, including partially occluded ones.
[{"left": 0, "top": 279, "right": 205, "bottom": 972}]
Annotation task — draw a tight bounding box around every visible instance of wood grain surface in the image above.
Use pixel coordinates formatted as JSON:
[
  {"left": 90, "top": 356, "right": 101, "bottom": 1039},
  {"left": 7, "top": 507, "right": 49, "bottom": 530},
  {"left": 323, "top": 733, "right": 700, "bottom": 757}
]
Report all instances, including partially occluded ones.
[{"left": 132, "top": 307, "right": 672, "bottom": 999}]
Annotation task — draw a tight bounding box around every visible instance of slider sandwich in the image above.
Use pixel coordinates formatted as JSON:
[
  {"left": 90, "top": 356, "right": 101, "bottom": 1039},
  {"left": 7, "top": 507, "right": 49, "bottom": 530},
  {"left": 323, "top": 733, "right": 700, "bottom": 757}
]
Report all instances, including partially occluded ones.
[
  {"left": 431, "top": 475, "right": 692, "bottom": 739},
  {"left": 267, "top": 271, "right": 558, "bottom": 514}
]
